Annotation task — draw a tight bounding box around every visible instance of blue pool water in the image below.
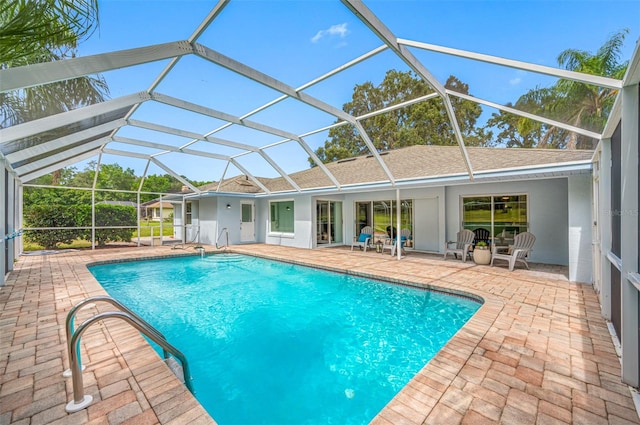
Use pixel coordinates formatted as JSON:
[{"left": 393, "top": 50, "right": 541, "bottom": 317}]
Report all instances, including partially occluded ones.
[{"left": 90, "top": 254, "right": 480, "bottom": 425}]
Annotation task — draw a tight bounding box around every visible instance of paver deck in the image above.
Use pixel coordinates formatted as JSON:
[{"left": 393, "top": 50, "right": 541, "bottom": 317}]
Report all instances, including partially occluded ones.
[{"left": 1, "top": 244, "right": 638, "bottom": 424}]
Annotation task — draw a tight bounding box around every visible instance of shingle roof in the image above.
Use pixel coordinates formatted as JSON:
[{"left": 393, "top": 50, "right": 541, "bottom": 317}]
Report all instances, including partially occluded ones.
[{"left": 201, "top": 145, "right": 593, "bottom": 194}]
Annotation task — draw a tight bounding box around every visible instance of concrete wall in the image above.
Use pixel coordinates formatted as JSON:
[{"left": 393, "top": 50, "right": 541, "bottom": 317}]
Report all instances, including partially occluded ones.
[{"left": 445, "top": 178, "right": 570, "bottom": 266}]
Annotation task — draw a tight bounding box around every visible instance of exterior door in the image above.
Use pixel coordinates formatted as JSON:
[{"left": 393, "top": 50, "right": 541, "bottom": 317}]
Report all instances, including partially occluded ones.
[
  {"left": 316, "top": 200, "right": 343, "bottom": 246},
  {"left": 240, "top": 201, "right": 255, "bottom": 242}
]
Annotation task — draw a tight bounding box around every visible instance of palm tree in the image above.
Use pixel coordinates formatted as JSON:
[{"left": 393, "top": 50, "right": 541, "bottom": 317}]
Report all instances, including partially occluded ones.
[
  {"left": 502, "top": 29, "right": 629, "bottom": 149},
  {"left": 1, "top": 0, "right": 99, "bottom": 66},
  {"left": 1, "top": 0, "right": 109, "bottom": 130}
]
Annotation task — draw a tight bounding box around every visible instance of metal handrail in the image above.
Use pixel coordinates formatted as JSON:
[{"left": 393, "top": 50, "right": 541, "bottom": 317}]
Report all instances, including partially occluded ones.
[
  {"left": 171, "top": 224, "right": 200, "bottom": 250},
  {"left": 64, "top": 306, "right": 193, "bottom": 412},
  {"left": 63, "top": 296, "right": 168, "bottom": 378},
  {"left": 216, "top": 227, "right": 229, "bottom": 249}
]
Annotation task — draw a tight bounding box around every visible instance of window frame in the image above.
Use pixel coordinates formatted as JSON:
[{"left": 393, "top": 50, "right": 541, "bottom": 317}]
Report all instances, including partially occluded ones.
[
  {"left": 460, "top": 193, "right": 529, "bottom": 242},
  {"left": 269, "top": 199, "right": 295, "bottom": 235},
  {"left": 185, "top": 201, "right": 192, "bottom": 225}
]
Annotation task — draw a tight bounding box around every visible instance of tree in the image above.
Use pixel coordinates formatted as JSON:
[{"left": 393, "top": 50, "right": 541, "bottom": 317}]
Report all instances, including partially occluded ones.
[
  {"left": 485, "top": 103, "right": 547, "bottom": 149},
  {"left": 489, "top": 30, "right": 629, "bottom": 149},
  {"left": 312, "top": 71, "right": 490, "bottom": 164},
  {"left": 1, "top": 0, "right": 108, "bottom": 132},
  {"left": 0, "top": 0, "right": 99, "bottom": 65}
]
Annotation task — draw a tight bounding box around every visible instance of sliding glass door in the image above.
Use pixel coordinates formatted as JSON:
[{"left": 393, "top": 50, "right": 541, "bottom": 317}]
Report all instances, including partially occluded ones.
[
  {"left": 355, "top": 200, "right": 413, "bottom": 246},
  {"left": 316, "top": 201, "right": 343, "bottom": 245}
]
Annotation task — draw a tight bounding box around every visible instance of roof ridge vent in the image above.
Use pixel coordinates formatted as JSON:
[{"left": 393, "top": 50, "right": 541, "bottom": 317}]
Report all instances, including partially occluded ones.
[{"left": 366, "top": 151, "right": 389, "bottom": 158}]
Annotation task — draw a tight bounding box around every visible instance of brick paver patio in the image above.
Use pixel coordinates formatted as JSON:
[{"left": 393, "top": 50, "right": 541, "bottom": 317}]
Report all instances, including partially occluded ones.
[{"left": 1, "top": 244, "right": 638, "bottom": 424}]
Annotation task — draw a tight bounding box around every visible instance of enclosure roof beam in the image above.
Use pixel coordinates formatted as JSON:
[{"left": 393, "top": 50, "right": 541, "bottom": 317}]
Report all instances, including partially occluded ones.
[
  {"left": 228, "top": 159, "right": 271, "bottom": 194},
  {"left": 5, "top": 118, "right": 126, "bottom": 164},
  {"left": 257, "top": 152, "right": 301, "bottom": 192},
  {"left": 398, "top": 38, "right": 623, "bottom": 90},
  {"left": 449, "top": 90, "right": 602, "bottom": 140},
  {"left": 342, "top": 0, "right": 474, "bottom": 179},
  {"left": 193, "top": 43, "right": 354, "bottom": 123},
  {"left": 19, "top": 150, "right": 102, "bottom": 183},
  {"left": 0, "top": 41, "right": 194, "bottom": 93},
  {"left": 151, "top": 92, "right": 301, "bottom": 142},
  {"left": 112, "top": 136, "right": 231, "bottom": 161},
  {"left": 16, "top": 137, "right": 110, "bottom": 178},
  {"left": 149, "top": 157, "right": 201, "bottom": 193},
  {"left": 0, "top": 93, "right": 149, "bottom": 145}
]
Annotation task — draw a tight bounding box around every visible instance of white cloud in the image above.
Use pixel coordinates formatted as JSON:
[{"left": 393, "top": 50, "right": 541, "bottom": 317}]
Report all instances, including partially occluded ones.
[
  {"left": 509, "top": 77, "right": 522, "bottom": 86},
  {"left": 311, "top": 23, "right": 349, "bottom": 43}
]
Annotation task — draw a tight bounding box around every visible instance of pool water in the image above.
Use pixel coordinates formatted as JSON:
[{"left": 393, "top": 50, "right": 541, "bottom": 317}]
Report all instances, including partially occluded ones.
[{"left": 90, "top": 254, "right": 480, "bottom": 425}]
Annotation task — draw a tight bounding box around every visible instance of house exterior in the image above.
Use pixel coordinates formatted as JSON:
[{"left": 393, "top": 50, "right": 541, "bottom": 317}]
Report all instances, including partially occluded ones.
[
  {"left": 172, "top": 145, "right": 594, "bottom": 282},
  {"left": 141, "top": 200, "right": 174, "bottom": 221}
]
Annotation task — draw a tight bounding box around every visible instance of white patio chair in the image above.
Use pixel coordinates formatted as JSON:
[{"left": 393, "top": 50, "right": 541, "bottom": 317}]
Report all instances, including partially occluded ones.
[
  {"left": 351, "top": 226, "right": 373, "bottom": 252},
  {"left": 443, "top": 229, "right": 475, "bottom": 262},
  {"left": 490, "top": 232, "right": 536, "bottom": 271}
]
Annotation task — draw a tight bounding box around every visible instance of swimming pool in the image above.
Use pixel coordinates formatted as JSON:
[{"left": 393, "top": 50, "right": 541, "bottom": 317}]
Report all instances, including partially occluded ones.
[{"left": 90, "top": 253, "right": 481, "bottom": 424}]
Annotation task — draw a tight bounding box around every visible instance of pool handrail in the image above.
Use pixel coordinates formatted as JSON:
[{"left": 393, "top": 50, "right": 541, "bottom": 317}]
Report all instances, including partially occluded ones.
[
  {"left": 64, "top": 298, "right": 194, "bottom": 412},
  {"left": 216, "top": 227, "right": 229, "bottom": 249},
  {"left": 63, "top": 295, "right": 169, "bottom": 377}
]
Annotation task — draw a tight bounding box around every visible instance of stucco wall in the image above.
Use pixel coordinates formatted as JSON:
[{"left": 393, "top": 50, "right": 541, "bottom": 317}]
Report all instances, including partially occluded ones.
[
  {"left": 198, "top": 197, "right": 217, "bottom": 245},
  {"left": 265, "top": 196, "right": 313, "bottom": 248},
  {"left": 568, "top": 174, "right": 593, "bottom": 283},
  {"left": 445, "top": 178, "right": 570, "bottom": 265},
  {"left": 190, "top": 176, "right": 590, "bottom": 276}
]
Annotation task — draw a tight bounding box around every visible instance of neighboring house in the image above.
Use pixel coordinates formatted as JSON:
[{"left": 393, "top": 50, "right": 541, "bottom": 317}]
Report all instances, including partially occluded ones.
[
  {"left": 171, "top": 145, "right": 594, "bottom": 282},
  {"left": 141, "top": 200, "right": 174, "bottom": 221}
]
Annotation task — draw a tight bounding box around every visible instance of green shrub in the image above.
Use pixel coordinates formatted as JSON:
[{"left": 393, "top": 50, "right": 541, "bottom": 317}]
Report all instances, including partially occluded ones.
[
  {"left": 23, "top": 205, "right": 81, "bottom": 249},
  {"left": 77, "top": 204, "right": 136, "bottom": 246},
  {"left": 24, "top": 204, "right": 137, "bottom": 248}
]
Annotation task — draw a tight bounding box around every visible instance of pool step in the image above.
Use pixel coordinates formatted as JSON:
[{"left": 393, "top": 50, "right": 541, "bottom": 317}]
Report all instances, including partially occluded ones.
[{"left": 201, "top": 254, "right": 246, "bottom": 263}]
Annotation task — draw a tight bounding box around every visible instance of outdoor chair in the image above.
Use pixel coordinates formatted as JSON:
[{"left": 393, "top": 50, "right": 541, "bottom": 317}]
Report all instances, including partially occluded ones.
[
  {"left": 351, "top": 226, "right": 373, "bottom": 252},
  {"left": 444, "top": 229, "right": 475, "bottom": 262},
  {"left": 490, "top": 231, "right": 536, "bottom": 271},
  {"left": 390, "top": 228, "right": 411, "bottom": 256},
  {"left": 473, "top": 228, "right": 491, "bottom": 247}
]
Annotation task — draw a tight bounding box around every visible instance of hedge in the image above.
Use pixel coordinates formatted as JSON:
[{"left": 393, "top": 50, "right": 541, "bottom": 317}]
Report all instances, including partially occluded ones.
[{"left": 23, "top": 204, "right": 137, "bottom": 248}]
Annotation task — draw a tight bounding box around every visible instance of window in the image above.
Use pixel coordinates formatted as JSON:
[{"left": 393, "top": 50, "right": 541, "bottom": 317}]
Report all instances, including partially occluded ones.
[
  {"left": 462, "top": 195, "right": 528, "bottom": 243},
  {"left": 186, "top": 202, "right": 192, "bottom": 225},
  {"left": 270, "top": 200, "right": 294, "bottom": 233}
]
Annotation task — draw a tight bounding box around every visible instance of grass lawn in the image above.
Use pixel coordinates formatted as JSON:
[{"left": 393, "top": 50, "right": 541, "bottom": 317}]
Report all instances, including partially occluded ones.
[
  {"left": 23, "top": 240, "right": 93, "bottom": 251},
  {"left": 135, "top": 222, "right": 174, "bottom": 237}
]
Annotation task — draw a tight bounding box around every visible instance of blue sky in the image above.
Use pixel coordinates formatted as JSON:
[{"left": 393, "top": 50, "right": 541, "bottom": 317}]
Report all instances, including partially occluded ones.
[{"left": 75, "top": 0, "right": 640, "bottom": 183}]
